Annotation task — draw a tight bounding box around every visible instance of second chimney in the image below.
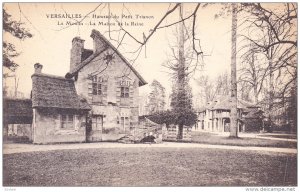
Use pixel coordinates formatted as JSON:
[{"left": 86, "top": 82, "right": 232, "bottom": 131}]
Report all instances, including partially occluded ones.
[
  {"left": 70, "top": 37, "right": 85, "bottom": 72},
  {"left": 90, "top": 29, "right": 107, "bottom": 53},
  {"left": 34, "top": 63, "right": 43, "bottom": 73}
]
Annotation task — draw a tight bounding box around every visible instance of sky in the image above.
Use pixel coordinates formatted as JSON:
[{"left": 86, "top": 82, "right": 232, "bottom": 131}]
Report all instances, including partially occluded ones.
[{"left": 3, "top": 3, "right": 232, "bottom": 99}]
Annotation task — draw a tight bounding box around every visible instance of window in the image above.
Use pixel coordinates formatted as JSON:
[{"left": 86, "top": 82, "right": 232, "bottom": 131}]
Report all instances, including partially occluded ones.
[
  {"left": 92, "top": 83, "right": 102, "bottom": 95},
  {"left": 92, "top": 76, "right": 103, "bottom": 95},
  {"left": 92, "top": 115, "right": 103, "bottom": 130},
  {"left": 61, "top": 114, "right": 74, "bottom": 129},
  {"left": 120, "top": 117, "right": 129, "bottom": 132},
  {"left": 121, "top": 87, "right": 129, "bottom": 98},
  {"left": 121, "top": 117, "right": 124, "bottom": 128}
]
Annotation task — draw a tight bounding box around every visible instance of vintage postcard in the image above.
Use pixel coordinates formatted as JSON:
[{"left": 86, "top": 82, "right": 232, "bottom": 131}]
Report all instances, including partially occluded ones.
[{"left": 2, "top": 2, "right": 297, "bottom": 189}]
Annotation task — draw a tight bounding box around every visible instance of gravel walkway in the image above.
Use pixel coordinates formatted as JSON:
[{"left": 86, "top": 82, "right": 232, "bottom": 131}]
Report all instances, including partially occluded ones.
[{"left": 3, "top": 142, "right": 297, "bottom": 155}]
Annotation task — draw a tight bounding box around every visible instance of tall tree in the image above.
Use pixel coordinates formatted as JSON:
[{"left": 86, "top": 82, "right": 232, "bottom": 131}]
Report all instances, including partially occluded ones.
[
  {"left": 147, "top": 80, "right": 166, "bottom": 114},
  {"left": 3, "top": 8, "right": 32, "bottom": 97},
  {"left": 164, "top": 4, "right": 197, "bottom": 139},
  {"left": 195, "top": 73, "right": 230, "bottom": 106},
  {"left": 239, "top": 3, "right": 297, "bottom": 131},
  {"left": 239, "top": 45, "right": 268, "bottom": 104},
  {"left": 230, "top": 3, "right": 238, "bottom": 137}
]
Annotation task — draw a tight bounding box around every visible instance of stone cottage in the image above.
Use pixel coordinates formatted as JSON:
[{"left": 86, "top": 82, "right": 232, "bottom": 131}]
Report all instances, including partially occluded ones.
[
  {"left": 30, "top": 29, "right": 147, "bottom": 144},
  {"left": 31, "top": 63, "right": 91, "bottom": 144}
]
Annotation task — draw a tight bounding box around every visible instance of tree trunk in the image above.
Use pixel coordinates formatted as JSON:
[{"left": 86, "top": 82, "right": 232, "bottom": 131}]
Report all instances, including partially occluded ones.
[
  {"left": 230, "top": 3, "right": 238, "bottom": 137},
  {"left": 178, "top": 123, "right": 183, "bottom": 140},
  {"left": 268, "top": 49, "right": 274, "bottom": 132},
  {"left": 177, "top": 4, "right": 186, "bottom": 140},
  {"left": 251, "top": 51, "right": 259, "bottom": 104},
  {"left": 178, "top": 4, "right": 185, "bottom": 103},
  {"left": 254, "top": 88, "right": 258, "bottom": 104}
]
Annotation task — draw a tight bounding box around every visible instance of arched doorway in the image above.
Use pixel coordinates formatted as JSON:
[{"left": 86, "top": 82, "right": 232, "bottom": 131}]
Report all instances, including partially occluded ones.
[{"left": 224, "top": 118, "right": 230, "bottom": 132}]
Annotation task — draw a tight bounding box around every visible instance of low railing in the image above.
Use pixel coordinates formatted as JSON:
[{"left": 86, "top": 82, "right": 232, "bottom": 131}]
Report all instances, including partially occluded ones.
[{"left": 134, "top": 118, "right": 162, "bottom": 141}]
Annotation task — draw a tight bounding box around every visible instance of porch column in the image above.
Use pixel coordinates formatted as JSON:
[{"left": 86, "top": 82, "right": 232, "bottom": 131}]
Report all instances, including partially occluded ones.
[{"left": 222, "top": 118, "right": 225, "bottom": 132}]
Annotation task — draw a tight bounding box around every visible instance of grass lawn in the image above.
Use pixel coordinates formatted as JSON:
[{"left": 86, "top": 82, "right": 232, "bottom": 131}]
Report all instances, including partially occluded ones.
[
  {"left": 258, "top": 134, "right": 297, "bottom": 140},
  {"left": 191, "top": 132, "right": 297, "bottom": 148},
  {"left": 3, "top": 147, "right": 297, "bottom": 186}
]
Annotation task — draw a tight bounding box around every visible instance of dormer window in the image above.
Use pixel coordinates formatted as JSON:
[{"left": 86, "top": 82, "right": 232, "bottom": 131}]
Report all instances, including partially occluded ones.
[{"left": 119, "top": 80, "right": 130, "bottom": 98}]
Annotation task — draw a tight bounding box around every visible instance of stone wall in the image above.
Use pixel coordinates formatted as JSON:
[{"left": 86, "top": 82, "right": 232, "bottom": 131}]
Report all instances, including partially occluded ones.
[{"left": 32, "top": 109, "right": 86, "bottom": 144}]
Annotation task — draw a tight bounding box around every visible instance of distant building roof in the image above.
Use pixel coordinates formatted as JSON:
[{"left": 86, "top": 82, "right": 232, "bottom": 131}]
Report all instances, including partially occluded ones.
[
  {"left": 204, "top": 96, "right": 258, "bottom": 111},
  {"left": 196, "top": 107, "right": 206, "bottom": 113},
  {"left": 3, "top": 98, "right": 33, "bottom": 124},
  {"left": 66, "top": 29, "right": 147, "bottom": 86},
  {"left": 31, "top": 73, "right": 91, "bottom": 110}
]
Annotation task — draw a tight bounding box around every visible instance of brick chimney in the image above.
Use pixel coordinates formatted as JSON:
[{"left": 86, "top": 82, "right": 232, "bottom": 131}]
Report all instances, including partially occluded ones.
[
  {"left": 90, "top": 29, "right": 107, "bottom": 53},
  {"left": 70, "top": 37, "right": 85, "bottom": 71},
  {"left": 34, "top": 63, "right": 43, "bottom": 73}
]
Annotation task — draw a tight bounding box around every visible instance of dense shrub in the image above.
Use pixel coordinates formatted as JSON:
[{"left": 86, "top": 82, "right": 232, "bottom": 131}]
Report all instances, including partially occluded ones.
[{"left": 147, "top": 109, "right": 197, "bottom": 127}]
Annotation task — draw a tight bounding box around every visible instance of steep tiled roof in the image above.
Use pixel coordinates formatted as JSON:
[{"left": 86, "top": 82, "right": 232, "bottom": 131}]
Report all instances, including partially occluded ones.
[
  {"left": 31, "top": 73, "right": 91, "bottom": 110},
  {"left": 196, "top": 107, "right": 206, "bottom": 113},
  {"left": 208, "top": 96, "right": 256, "bottom": 110},
  {"left": 66, "top": 29, "right": 147, "bottom": 86}
]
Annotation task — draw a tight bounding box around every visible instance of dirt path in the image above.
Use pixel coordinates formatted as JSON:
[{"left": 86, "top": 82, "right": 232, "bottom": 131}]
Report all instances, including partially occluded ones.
[{"left": 3, "top": 142, "right": 297, "bottom": 155}]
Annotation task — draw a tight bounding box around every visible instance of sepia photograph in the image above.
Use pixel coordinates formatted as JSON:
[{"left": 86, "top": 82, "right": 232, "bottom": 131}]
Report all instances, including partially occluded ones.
[{"left": 2, "top": 2, "right": 297, "bottom": 189}]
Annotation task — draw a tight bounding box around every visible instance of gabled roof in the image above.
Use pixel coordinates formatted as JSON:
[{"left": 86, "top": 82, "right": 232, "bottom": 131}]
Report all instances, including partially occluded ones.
[
  {"left": 196, "top": 106, "right": 206, "bottom": 113},
  {"left": 206, "top": 96, "right": 257, "bottom": 110},
  {"left": 66, "top": 29, "right": 147, "bottom": 86},
  {"left": 31, "top": 73, "right": 91, "bottom": 110}
]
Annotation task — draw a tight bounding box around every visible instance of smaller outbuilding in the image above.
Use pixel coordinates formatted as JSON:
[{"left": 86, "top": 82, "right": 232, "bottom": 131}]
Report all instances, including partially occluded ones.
[
  {"left": 195, "top": 96, "right": 264, "bottom": 133},
  {"left": 3, "top": 98, "right": 33, "bottom": 141},
  {"left": 31, "top": 63, "right": 91, "bottom": 144}
]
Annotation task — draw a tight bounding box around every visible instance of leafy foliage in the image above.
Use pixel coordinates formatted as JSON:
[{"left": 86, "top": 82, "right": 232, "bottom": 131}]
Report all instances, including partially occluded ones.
[
  {"left": 169, "top": 81, "right": 197, "bottom": 130},
  {"left": 147, "top": 80, "right": 166, "bottom": 114},
  {"left": 147, "top": 109, "right": 197, "bottom": 127},
  {"left": 170, "top": 82, "right": 193, "bottom": 111},
  {"left": 3, "top": 9, "right": 32, "bottom": 71}
]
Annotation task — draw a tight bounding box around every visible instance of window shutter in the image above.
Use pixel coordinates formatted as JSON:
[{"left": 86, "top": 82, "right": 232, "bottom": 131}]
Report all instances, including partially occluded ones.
[
  {"left": 129, "top": 85, "right": 134, "bottom": 105},
  {"left": 116, "top": 84, "right": 121, "bottom": 105},
  {"left": 102, "top": 83, "right": 107, "bottom": 104},
  {"left": 103, "top": 85, "right": 107, "bottom": 92},
  {"left": 88, "top": 82, "right": 93, "bottom": 101}
]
